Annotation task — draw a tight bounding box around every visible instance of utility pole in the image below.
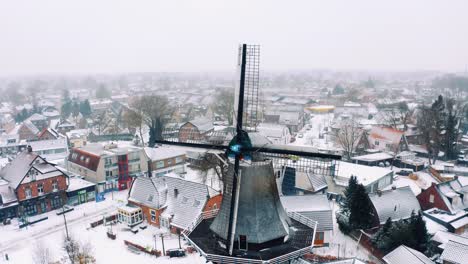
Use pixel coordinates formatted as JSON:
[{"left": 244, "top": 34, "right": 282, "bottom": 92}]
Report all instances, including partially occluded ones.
[
  {"left": 153, "top": 234, "right": 157, "bottom": 251},
  {"left": 160, "top": 234, "right": 165, "bottom": 256},
  {"left": 62, "top": 205, "right": 69, "bottom": 240},
  {"left": 178, "top": 229, "right": 182, "bottom": 249}
]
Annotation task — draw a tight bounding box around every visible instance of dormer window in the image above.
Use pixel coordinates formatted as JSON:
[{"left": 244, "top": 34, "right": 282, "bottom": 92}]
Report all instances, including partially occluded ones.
[{"left": 147, "top": 194, "right": 154, "bottom": 202}]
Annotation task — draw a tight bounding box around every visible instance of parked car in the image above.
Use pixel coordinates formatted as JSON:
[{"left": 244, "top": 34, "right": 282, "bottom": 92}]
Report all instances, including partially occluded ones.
[
  {"left": 167, "top": 249, "right": 186, "bottom": 258},
  {"left": 397, "top": 169, "right": 413, "bottom": 176}
]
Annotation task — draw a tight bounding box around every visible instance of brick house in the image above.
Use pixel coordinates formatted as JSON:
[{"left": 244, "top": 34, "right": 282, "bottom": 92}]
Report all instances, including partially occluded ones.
[
  {"left": 178, "top": 118, "right": 214, "bottom": 143},
  {"left": 144, "top": 147, "right": 186, "bottom": 177},
  {"left": 37, "top": 128, "right": 61, "bottom": 140},
  {"left": 0, "top": 147, "right": 69, "bottom": 220},
  {"left": 128, "top": 175, "right": 221, "bottom": 234},
  {"left": 417, "top": 177, "right": 468, "bottom": 214},
  {"left": 18, "top": 120, "right": 40, "bottom": 141}
]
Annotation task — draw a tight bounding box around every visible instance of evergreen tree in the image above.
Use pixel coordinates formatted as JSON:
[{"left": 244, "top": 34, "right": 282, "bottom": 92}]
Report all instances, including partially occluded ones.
[
  {"left": 61, "top": 100, "right": 72, "bottom": 120},
  {"left": 341, "top": 176, "right": 358, "bottom": 215},
  {"left": 412, "top": 211, "right": 429, "bottom": 253},
  {"left": 72, "top": 101, "right": 80, "bottom": 117},
  {"left": 79, "top": 99, "right": 92, "bottom": 117},
  {"left": 348, "top": 183, "right": 373, "bottom": 229}
]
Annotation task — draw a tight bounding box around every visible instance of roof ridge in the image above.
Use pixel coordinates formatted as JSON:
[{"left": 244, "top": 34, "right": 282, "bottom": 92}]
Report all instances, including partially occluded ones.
[{"left": 403, "top": 245, "right": 430, "bottom": 263}]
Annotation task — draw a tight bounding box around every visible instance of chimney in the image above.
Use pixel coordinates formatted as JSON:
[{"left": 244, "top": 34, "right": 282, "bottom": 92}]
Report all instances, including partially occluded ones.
[
  {"left": 377, "top": 190, "right": 382, "bottom": 197},
  {"left": 391, "top": 185, "right": 397, "bottom": 190},
  {"left": 27, "top": 145, "right": 33, "bottom": 153}
]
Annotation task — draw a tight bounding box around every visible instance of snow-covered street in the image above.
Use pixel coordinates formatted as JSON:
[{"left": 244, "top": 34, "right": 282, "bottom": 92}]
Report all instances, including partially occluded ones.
[{"left": 0, "top": 190, "right": 205, "bottom": 264}]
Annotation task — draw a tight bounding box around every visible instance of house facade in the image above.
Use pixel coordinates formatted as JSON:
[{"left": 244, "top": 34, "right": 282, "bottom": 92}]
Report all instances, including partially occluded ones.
[
  {"left": 363, "top": 126, "right": 409, "bottom": 153},
  {"left": 128, "top": 175, "right": 221, "bottom": 233},
  {"left": 144, "top": 147, "right": 186, "bottom": 177},
  {"left": 0, "top": 148, "right": 69, "bottom": 220},
  {"left": 178, "top": 118, "right": 214, "bottom": 143},
  {"left": 67, "top": 143, "right": 148, "bottom": 193}
]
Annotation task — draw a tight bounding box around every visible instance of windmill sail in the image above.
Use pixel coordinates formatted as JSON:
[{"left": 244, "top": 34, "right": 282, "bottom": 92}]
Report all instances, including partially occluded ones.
[{"left": 234, "top": 44, "right": 260, "bottom": 132}]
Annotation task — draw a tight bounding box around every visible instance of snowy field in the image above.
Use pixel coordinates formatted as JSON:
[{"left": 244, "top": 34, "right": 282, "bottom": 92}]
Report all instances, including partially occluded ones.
[{"left": 0, "top": 190, "right": 205, "bottom": 264}]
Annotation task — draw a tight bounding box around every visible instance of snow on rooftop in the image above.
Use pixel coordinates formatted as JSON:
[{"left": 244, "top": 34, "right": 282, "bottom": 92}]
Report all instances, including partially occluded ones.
[
  {"left": 144, "top": 146, "right": 186, "bottom": 161},
  {"left": 424, "top": 208, "right": 468, "bottom": 223},
  {"left": 351, "top": 152, "right": 393, "bottom": 162},
  {"left": 336, "top": 161, "right": 392, "bottom": 186},
  {"left": 67, "top": 177, "right": 95, "bottom": 192}
]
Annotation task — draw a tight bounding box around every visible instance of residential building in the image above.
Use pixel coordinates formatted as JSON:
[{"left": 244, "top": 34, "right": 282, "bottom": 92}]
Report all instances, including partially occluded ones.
[
  {"left": 0, "top": 134, "right": 27, "bottom": 156},
  {"left": 178, "top": 117, "right": 214, "bottom": 143},
  {"left": 37, "top": 128, "right": 61, "bottom": 140},
  {"left": 383, "top": 245, "right": 434, "bottom": 264},
  {"left": 257, "top": 123, "right": 291, "bottom": 145},
  {"left": 362, "top": 126, "right": 409, "bottom": 153},
  {"left": 417, "top": 177, "right": 468, "bottom": 214},
  {"left": 368, "top": 186, "right": 421, "bottom": 227},
  {"left": 440, "top": 240, "right": 468, "bottom": 264},
  {"left": 18, "top": 120, "right": 40, "bottom": 141},
  {"left": 128, "top": 174, "right": 221, "bottom": 233},
  {"left": 0, "top": 148, "right": 68, "bottom": 220},
  {"left": 281, "top": 166, "right": 328, "bottom": 195},
  {"left": 26, "top": 113, "right": 49, "bottom": 131},
  {"left": 326, "top": 161, "right": 394, "bottom": 197},
  {"left": 28, "top": 137, "right": 69, "bottom": 162},
  {"left": 144, "top": 146, "right": 186, "bottom": 177},
  {"left": 423, "top": 208, "right": 468, "bottom": 235},
  {"left": 67, "top": 142, "right": 148, "bottom": 193},
  {"left": 66, "top": 177, "right": 96, "bottom": 206},
  {"left": 280, "top": 195, "right": 333, "bottom": 246}
]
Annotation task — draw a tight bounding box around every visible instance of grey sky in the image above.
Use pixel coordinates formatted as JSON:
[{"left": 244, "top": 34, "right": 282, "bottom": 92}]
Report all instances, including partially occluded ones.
[{"left": 1, "top": 0, "right": 468, "bottom": 75}]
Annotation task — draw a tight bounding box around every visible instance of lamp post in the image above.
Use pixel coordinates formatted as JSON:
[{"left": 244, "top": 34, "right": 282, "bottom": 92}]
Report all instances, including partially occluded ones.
[{"left": 62, "top": 205, "right": 69, "bottom": 240}]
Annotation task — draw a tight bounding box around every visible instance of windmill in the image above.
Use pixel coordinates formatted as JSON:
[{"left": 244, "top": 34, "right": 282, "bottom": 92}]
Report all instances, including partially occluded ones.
[{"left": 155, "top": 44, "right": 341, "bottom": 262}]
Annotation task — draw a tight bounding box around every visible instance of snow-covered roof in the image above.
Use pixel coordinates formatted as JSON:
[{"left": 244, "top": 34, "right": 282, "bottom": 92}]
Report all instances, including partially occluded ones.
[
  {"left": 257, "top": 123, "right": 288, "bottom": 138},
  {"left": 440, "top": 240, "right": 468, "bottom": 264},
  {"left": 144, "top": 146, "right": 185, "bottom": 161},
  {"left": 129, "top": 175, "right": 220, "bottom": 230},
  {"left": 351, "top": 152, "right": 393, "bottom": 162},
  {"left": 335, "top": 161, "right": 393, "bottom": 187},
  {"left": 67, "top": 177, "right": 95, "bottom": 192},
  {"left": 369, "top": 186, "right": 421, "bottom": 224},
  {"left": 432, "top": 230, "right": 468, "bottom": 249},
  {"left": 29, "top": 138, "right": 67, "bottom": 152},
  {"left": 0, "top": 152, "right": 39, "bottom": 189},
  {"left": 383, "top": 245, "right": 434, "bottom": 264},
  {"left": 280, "top": 195, "right": 333, "bottom": 231},
  {"left": 27, "top": 113, "right": 47, "bottom": 121}
]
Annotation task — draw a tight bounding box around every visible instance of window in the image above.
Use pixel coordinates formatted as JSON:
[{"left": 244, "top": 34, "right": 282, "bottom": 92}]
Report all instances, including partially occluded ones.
[
  {"left": 24, "top": 203, "right": 37, "bottom": 216},
  {"left": 429, "top": 194, "right": 434, "bottom": 203},
  {"left": 375, "top": 140, "right": 379, "bottom": 146},
  {"left": 147, "top": 194, "right": 154, "bottom": 202},
  {"left": 25, "top": 187, "right": 32, "bottom": 198},
  {"left": 37, "top": 183, "right": 44, "bottom": 194},
  {"left": 52, "top": 180, "right": 58, "bottom": 191},
  {"left": 213, "top": 203, "right": 218, "bottom": 210},
  {"left": 315, "top": 232, "right": 324, "bottom": 241},
  {"left": 85, "top": 157, "right": 90, "bottom": 164},
  {"left": 150, "top": 210, "right": 156, "bottom": 222},
  {"left": 156, "top": 161, "right": 164, "bottom": 169},
  {"left": 51, "top": 196, "right": 62, "bottom": 209},
  {"left": 175, "top": 157, "right": 183, "bottom": 163},
  {"left": 167, "top": 159, "right": 173, "bottom": 165}
]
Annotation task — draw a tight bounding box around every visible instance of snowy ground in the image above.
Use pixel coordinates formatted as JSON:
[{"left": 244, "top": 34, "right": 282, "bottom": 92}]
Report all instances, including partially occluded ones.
[
  {"left": 0, "top": 190, "right": 205, "bottom": 264},
  {"left": 312, "top": 200, "right": 383, "bottom": 264},
  {"left": 291, "top": 113, "right": 341, "bottom": 152}
]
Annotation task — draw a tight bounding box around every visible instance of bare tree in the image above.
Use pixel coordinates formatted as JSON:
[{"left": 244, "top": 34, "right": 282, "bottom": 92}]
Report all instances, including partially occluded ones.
[
  {"left": 32, "top": 241, "right": 51, "bottom": 264},
  {"left": 333, "top": 119, "right": 362, "bottom": 160},
  {"left": 211, "top": 88, "right": 235, "bottom": 125},
  {"left": 127, "top": 95, "right": 173, "bottom": 147},
  {"left": 123, "top": 101, "right": 145, "bottom": 145},
  {"left": 417, "top": 97, "right": 444, "bottom": 165},
  {"left": 381, "top": 102, "right": 414, "bottom": 130},
  {"left": 197, "top": 152, "right": 228, "bottom": 189},
  {"left": 62, "top": 235, "right": 96, "bottom": 264}
]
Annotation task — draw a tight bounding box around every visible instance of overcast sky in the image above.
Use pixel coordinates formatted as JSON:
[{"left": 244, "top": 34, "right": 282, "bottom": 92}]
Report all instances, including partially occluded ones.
[{"left": 1, "top": 0, "right": 468, "bottom": 75}]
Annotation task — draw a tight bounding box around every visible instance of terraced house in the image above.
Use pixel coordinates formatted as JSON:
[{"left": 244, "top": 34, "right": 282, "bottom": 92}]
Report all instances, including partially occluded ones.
[
  {"left": 0, "top": 147, "right": 68, "bottom": 221},
  {"left": 67, "top": 142, "right": 147, "bottom": 193}
]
